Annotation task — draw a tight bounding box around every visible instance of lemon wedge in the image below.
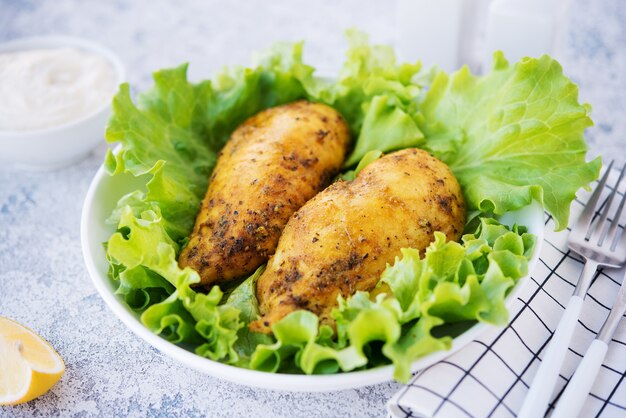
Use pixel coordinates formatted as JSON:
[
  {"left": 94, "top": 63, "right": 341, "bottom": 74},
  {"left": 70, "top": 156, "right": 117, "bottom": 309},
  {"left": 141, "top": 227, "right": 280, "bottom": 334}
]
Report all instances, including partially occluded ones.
[{"left": 0, "top": 316, "right": 65, "bottom": 405}]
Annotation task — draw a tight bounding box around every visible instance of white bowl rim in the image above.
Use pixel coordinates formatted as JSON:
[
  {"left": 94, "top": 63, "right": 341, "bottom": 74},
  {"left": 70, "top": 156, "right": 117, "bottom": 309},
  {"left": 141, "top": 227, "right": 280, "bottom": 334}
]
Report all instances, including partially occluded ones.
[
  {"left": 0, "top": 35, "right": 126, "bottom": 136},
  {"left": 81, "top": 151, "right": 544, "bottom": 392}
]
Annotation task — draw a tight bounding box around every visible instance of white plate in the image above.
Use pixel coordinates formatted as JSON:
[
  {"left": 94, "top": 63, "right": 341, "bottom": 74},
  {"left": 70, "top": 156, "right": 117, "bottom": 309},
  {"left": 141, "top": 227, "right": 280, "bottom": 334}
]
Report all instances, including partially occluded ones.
[{"left": 81, "top": 160, "right": 544, "bottom": 392}]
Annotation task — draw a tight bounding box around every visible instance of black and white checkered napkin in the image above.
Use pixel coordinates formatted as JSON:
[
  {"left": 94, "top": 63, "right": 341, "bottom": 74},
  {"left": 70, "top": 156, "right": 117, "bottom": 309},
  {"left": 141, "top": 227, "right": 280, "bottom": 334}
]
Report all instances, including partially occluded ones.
[{"left": 387, "top": 168, "right": 626, "bottom": 418}]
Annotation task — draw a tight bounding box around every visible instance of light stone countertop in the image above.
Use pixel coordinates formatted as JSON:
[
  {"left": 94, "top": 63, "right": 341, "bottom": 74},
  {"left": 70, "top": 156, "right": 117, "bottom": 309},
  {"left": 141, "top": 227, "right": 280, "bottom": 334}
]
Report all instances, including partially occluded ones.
[{"left": 1, "top": 1, "right": 625, "bottom": 417}]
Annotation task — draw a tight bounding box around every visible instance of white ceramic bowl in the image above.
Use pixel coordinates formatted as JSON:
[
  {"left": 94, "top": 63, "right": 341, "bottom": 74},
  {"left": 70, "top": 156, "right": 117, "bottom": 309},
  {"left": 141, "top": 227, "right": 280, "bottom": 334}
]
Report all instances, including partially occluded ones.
[
  {"left": 81, "top": 162, "right": 544, "bottom": 391},
  {"left": 0, "top": 36, "right": 125, "bottom": 169}
]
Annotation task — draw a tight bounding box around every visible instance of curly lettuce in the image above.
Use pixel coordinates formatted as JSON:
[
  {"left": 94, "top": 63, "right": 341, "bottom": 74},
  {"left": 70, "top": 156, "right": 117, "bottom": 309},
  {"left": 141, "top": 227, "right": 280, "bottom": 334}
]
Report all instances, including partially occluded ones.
[
  {"left": 305, "top": 29, "right": 427, "bottom": 166},
  {"left": 415, "top": 53, "right": 600, "bottom": 230},
  {"left": 102, "top": 30, "right": 597, "bottom": 381}
]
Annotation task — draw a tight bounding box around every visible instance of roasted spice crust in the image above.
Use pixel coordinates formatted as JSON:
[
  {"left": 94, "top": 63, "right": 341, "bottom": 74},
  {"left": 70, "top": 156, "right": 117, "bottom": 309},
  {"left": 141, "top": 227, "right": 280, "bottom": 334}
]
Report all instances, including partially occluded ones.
[{"left": 178, "top": 100, "right": 351, "bottom": 286}]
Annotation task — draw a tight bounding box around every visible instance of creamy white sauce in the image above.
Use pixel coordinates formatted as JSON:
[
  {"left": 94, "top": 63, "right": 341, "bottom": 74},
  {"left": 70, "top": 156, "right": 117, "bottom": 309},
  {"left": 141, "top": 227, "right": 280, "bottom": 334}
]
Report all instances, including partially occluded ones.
[{"left": 0, "top": 47, "right": 116, "bottom": 131}]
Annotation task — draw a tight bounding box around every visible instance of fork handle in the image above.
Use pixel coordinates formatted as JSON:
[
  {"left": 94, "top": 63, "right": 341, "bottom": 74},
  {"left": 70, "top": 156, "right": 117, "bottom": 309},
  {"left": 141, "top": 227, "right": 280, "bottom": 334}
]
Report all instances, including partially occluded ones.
[
  {"left": 551, "top": 339, "right": 608, "bottom": 418},
  {"left": 573, "top": 260, "right": 600, "bottom": 298},
  {"left": 518, "top": 296, "right": 584, "bottom": 418}
]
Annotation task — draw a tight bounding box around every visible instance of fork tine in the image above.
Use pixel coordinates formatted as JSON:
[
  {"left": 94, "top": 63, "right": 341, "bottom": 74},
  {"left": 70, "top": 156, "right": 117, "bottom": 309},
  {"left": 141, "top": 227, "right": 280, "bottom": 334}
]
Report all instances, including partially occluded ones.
[
  {"left": 611, "top": 207, "right": 626, "bottom": 252},
  {"left": 609, "top": 164, "right": 626, "bottom": 251},
  {"left": 595, "top": 162, "right": 626, "bottom": 245},
  {"left": 577, "top": 160, "right": 614, "bottom": 237}
]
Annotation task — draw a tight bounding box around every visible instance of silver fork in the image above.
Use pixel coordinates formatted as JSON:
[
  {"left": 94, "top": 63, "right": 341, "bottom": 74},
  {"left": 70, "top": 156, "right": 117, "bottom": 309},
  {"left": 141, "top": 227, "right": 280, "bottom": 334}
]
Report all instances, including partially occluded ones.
[{"left": 518, "top": 161, "right": 626, "bottom": 418}]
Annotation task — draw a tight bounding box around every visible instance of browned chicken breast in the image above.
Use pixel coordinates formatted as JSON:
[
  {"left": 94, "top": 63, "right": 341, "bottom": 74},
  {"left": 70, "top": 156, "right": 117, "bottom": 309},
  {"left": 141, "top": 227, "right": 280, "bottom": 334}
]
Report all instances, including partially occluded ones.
[
  {"left": 179, "top": 101, "right": 350, "bottom": 286},
  {"left": 251, "top": 148, "right": 465, "bottom": 333}
]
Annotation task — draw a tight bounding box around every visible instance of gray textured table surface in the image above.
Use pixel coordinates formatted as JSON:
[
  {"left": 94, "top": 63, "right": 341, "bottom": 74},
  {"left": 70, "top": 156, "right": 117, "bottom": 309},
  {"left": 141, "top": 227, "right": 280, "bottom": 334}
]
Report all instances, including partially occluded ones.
[{"left": 1, "top": 1, "right": 625, "bottom": 417}]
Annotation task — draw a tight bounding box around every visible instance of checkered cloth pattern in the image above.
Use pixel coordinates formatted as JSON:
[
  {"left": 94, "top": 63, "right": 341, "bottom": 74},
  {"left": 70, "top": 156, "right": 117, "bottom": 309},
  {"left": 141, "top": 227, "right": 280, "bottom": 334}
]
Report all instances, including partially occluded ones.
[{"left": 388, "top": 167, "right": 626, "bottom": 418}]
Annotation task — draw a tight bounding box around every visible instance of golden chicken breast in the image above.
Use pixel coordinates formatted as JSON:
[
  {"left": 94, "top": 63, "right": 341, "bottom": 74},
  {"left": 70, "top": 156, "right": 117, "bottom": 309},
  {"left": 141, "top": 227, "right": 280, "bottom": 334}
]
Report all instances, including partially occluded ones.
[
  {"left": 179, "top": 101, "right": 350, "bottom": 286},
  {"left": 251, "top": 148, "right": 465, "bottom": 333}
]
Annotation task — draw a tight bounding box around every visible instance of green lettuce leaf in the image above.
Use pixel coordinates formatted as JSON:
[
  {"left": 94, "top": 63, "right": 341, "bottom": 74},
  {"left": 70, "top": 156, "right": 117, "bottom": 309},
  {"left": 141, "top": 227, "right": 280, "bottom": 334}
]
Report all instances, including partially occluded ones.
[
  {"left": 415, "top": 52, "right": 601, "bottom": 230},
  {"left": 105, "top": 205, "right": 241, "bottom": 358},
  {"left": 250, "top": 310, "right": 366, "bottom": 374},
  {"left": 340, "top": 149, "right": 383, "bottom": 181},
  {"left": 345, "top": 95, "right": 424, "bottom": 166},
  {"left": 226, "top": 266, "right": 274, "bottom": 366},
  {"left": 305, "top": 29, "right": 426, "bottom": 166}
]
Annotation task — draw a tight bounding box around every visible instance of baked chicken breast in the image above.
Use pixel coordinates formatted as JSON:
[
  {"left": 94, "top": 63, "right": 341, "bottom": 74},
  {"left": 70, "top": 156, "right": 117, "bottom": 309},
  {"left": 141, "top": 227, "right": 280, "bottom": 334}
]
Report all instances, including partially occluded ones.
[
  {"left": 251, "top": 148, "right": 465, "bottom": 333},
  {"left": 179, "top": 101, "right": 350, "bottom": 286}
]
